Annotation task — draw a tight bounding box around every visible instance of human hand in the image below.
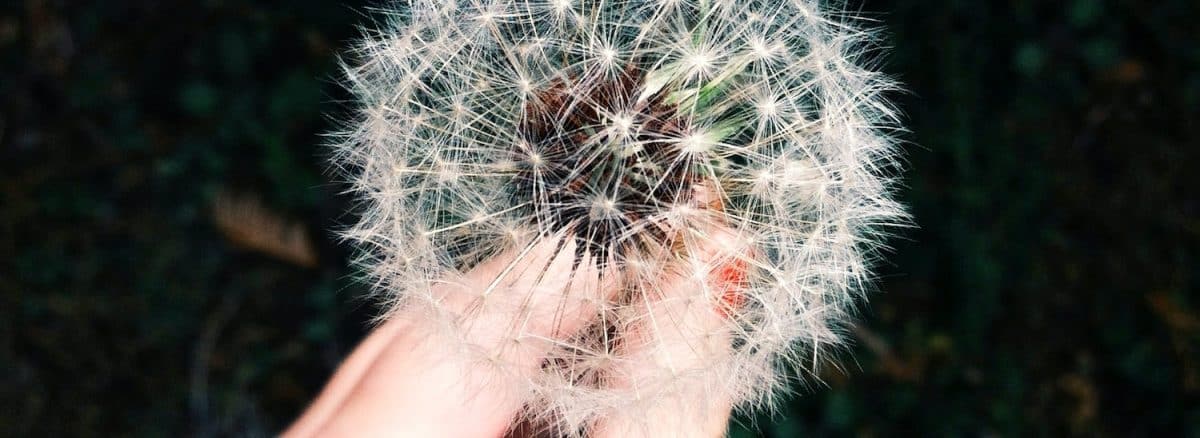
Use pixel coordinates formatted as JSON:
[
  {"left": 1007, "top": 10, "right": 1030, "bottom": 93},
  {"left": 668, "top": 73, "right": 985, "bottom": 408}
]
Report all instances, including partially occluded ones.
[{"left": 283, "top": 224, "right": 746, "bottom": 437}]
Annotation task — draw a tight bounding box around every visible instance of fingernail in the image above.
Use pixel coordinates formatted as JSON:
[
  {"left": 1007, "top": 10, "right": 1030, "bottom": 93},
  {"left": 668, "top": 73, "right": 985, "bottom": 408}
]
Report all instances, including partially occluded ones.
[{"left": 713, "top": 258, "right": 748, "bottom": 319}]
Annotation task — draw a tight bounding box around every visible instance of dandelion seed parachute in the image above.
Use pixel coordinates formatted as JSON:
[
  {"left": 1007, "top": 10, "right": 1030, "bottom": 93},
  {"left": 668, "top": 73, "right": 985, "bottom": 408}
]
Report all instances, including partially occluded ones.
[{"left": 334, "top": 0, "right": 904, "bottom": 433}]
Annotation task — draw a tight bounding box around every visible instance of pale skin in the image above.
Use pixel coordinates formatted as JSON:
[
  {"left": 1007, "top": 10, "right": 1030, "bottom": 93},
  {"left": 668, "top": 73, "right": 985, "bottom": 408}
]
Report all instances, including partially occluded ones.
[{"left": 283, "top": 225, "right": 742, "bottom": 438}]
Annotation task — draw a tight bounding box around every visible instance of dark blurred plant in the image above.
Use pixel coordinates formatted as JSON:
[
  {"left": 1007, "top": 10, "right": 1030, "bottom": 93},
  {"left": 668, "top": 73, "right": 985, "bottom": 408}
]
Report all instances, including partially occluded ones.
[{"left": 1, "top": 0, "right": 1197, "bottom": 436}]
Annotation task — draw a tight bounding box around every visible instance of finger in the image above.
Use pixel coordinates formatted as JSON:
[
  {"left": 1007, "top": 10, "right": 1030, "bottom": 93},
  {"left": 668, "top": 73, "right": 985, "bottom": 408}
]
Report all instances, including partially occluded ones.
[
  {"left": 433, "top": 231, "right": 569, "bottom": 317},
  {"left": 281, "top": 317, "right": 405, "bottom": 438},
  {"left": 449, "top": 233, "right": 624, "bottom": 363},
  {"left": 307, "top": 315, "right": 529, "bottom": 438},
  {"left": 592, "top": 225, "right": 747, "bottom": 438},
  {"left": 534, "top": 249, "right": 608, "bottom": 339}
]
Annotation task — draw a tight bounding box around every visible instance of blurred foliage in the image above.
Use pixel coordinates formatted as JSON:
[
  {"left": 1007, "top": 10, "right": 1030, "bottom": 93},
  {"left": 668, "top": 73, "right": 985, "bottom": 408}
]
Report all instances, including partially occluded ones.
[{"left": 1, "top": 0, "right": 1198, "bottom": 436}]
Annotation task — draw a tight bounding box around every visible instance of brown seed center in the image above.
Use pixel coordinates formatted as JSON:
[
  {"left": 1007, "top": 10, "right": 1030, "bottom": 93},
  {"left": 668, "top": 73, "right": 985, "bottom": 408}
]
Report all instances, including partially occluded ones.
[{"left": 512, "top": 67, "right": 701, "bottom": 261}]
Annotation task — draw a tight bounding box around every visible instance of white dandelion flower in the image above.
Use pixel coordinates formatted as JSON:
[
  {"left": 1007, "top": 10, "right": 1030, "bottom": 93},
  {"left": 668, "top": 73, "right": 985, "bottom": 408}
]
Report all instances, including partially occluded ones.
[{"left": 333, "top": 0, "right": 905, "bottom": 434}]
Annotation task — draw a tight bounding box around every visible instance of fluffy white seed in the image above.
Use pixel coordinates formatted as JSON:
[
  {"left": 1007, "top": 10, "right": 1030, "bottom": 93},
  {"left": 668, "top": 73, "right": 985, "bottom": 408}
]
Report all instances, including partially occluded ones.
[{"left": 333, "top": 0, "right": 905, "bottom": 434}]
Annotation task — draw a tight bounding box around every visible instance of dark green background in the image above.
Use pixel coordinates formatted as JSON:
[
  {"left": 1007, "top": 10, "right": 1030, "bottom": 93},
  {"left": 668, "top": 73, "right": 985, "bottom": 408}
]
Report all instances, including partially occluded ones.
[{"left": 3, "top": 0, "right": 1197, "bottom": 436}]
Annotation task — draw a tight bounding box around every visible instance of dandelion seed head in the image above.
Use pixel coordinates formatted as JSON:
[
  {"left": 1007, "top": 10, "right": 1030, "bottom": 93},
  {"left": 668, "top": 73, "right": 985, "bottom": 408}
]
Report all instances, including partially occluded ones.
[{"left": 334, "top": 0, "right": 906, "bottom": 432}]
